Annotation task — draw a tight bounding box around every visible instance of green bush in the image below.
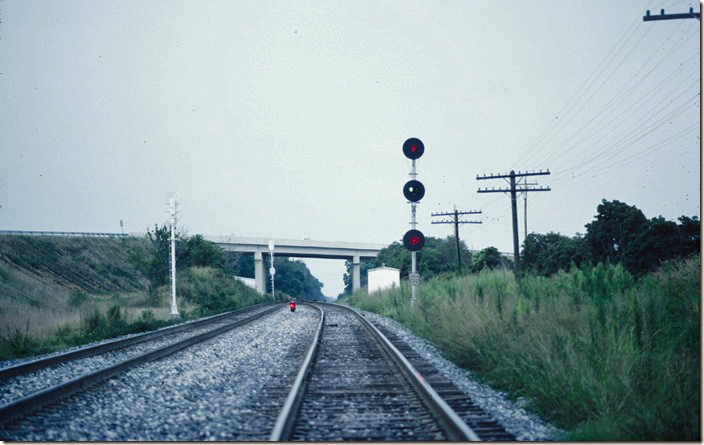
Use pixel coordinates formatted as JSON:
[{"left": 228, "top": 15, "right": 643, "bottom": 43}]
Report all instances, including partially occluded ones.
[
  {"left": 0, "top": 328, "right": 50, "bottom": 360},
  {"left": 178, "top": 266, "right": 265, "bottom": 317}
]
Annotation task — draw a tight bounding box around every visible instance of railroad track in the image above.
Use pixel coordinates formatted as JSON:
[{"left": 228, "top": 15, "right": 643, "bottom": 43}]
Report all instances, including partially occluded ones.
[
  {"left": 1, "top": 302, "right": 515, "bottom": 441},
  {"left": 371, "top": 321, "right": 516, "bottom": 440},
  {"left": 270, "top": 303, "right": 493, "bottom": 441},
  {"left": 0, "top": 303, "right": 278, "bottom": 424}
]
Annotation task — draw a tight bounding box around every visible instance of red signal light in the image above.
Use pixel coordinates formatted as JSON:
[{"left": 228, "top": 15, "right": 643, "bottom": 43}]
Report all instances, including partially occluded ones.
[
  {"left": 402, "top": 138, "right": 424, "bottom": 160},
  {"left": 289, "top": 301, "right": 296, "bottom": 312},
  {"left": 403, "top": 229, "right": 425, "bottom": 251}
]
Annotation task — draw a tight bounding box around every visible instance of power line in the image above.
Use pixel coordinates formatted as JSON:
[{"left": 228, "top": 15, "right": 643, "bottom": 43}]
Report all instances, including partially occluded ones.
[
  {"left": 552, "top": 89, "right": 699, "bottom": 181},
  {"left": 510, "top": 11, "right": 646, "bottom": 170},
  {"left": 532, "top": 22, "right": 695, "bottom": 170},
  {"left": 515, "top": 6, "right": 697, "bottom": 178}
]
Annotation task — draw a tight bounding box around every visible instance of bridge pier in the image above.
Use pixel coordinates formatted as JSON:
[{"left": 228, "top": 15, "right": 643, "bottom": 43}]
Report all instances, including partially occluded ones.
[
  {"left": 352, "top": 255, "right": 361, "bottom": 294},
  {"left": 254, "top": 251, "right": 265, "bottom": 294}
]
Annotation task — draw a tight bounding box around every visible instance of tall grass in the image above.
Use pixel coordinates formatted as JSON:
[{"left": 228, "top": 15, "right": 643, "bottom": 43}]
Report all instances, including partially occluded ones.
[
  {"left": 0, "top": 266, "right": 268, "bottom": 361},
  {"left": 346, "top": 257, "right": 700, "bottom": 441}
]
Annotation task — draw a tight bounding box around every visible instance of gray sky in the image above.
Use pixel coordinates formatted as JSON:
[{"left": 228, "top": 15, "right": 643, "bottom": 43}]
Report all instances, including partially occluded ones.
[{"left": 0, "top": 0, "right": 700, "bottom": 297}]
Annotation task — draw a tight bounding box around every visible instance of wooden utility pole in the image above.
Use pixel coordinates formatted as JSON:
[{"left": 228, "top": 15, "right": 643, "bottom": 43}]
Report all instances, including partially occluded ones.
[
  {"left": 521, "top": 177, "right": 539, "bottom": 239},
  {"left": 431, "top": 207, "right": 482, "bottom": 270},
  {"left": 476, "top": 170, "right": 550, "bottom": 278},
  {"left": 523, "top": 177, "right": 527, "bottom": 239}
]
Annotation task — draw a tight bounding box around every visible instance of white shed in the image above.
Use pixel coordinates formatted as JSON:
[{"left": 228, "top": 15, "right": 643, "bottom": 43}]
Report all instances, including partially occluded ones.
[{"left": 367, "top": 266, "right": 400, "bottom": 294}]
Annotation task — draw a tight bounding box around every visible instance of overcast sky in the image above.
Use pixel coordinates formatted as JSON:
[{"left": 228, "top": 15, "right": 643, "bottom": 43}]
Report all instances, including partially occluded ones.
[{"left": 0, "top": 0, "right": 699, "bottom": 297}]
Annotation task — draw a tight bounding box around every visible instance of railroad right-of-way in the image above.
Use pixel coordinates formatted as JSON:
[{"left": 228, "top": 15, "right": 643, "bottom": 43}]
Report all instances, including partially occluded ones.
[{"left": 1, "top": 302, "right": 558, "bottom": 441}]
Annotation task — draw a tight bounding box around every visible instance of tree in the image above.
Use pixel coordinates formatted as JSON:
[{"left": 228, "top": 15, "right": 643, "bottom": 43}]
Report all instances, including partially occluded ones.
[
  {"left": 180, "top": 235, "right": 226, "bottom": 269},
  {"left": 225, "top": 252, "right": 254, "bottom": 278},
  {"left": 225, "top": 253, "right": 325, "bottom": 300},
  {"left": 678, "top": 215, "right": 700, "bottom": 254},
  {"left": 585, "top": 200, "right": 700, "bottom": 276},
  {"left": 145, "top": 224, "right": 173, "bottom": 287},
  {"left": 267, "top": 257, "right": 325, "bottom": 301},
  {"left": 629, "top": 216, "right": 700, "bottom": 275},
  {"left": 584, "top": 199, "right": 648, "bottom": 271},
  {"left": 470, "top": 246, "right": 508, "bottom": 272},
  {"left": 522, "top": 232, "right": 591, "bottom": 276}
]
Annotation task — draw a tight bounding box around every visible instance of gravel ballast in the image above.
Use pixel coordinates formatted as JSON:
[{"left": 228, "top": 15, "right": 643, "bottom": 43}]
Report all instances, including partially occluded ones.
[
  {"left": 1, "top": 305, "right": 318, "bottom": 441},
  {"left": 350, "top": 306, "right": 565, "bottom": 441},
  {"left": 0, "top": 316, "right": 264, "bottom": 405}
]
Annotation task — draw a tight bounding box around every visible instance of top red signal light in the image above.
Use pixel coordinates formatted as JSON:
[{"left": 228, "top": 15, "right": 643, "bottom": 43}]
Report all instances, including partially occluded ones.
[{"left": 403, "top": 137, "right": 424, "bottom": 160}]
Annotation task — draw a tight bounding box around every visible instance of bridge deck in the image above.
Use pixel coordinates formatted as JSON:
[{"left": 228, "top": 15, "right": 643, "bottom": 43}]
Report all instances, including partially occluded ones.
[{"left": 203, "top": 236, "right": 386, "bottom": 260}]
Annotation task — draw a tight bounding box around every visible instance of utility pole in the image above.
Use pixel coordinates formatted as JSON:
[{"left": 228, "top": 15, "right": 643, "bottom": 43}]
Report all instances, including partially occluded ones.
[
  {"left": 431, "top": 207, "right": 482, "bottom": 270},
  {"left": 523, "top": 177, "right": 527, "bottom": 240},
  {"left": 477, "top": 170, "right": 550, "bottom": 278},
  {"left": 521, "top": 178, "right": 539, "bottom": 239},
  {"left": 643, "top": 7, "right": 700, "bottom": 21}
]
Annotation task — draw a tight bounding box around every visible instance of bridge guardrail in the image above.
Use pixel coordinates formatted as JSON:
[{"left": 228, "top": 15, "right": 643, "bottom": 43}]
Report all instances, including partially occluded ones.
[{"left": 0, "top": 230, "right": 129, "bottom": 238}]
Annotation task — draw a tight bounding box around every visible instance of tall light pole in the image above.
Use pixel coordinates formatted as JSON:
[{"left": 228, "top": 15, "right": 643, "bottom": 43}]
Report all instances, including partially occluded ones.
[{"left": 169, "top": 197, "right": 179, "bottom": 317}]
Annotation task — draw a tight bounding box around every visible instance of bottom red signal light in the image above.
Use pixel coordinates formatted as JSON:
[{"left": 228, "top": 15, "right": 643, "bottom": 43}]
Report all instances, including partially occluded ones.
[
  {"left": 289, "top": 301, "right": 296, "bottom": 312},
  {"left": 403, "top": 229, "right": 425, "bottom": 251}
]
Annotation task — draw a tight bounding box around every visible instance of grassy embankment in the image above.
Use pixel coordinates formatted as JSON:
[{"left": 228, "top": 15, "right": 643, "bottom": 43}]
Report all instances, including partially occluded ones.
[
  {"left": 0, "top": 235, "right": 268, "bottom": 361},
  {"left": 345, "top": 257, "right": 700, "bottom": 441}
]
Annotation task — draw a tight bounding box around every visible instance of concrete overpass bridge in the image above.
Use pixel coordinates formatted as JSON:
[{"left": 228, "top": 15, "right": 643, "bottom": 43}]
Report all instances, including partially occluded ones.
[{"left": 203, "top": 236, "right": 386, "bottom": 294}]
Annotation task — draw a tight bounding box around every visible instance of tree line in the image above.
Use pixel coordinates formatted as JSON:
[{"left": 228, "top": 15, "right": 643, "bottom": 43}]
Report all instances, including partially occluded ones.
[
  {"left": 342, "top": 199, "right": 699, "bottom": 295},
  {"left": 522, "top": 199, "right": 699, "bottom": 277}
]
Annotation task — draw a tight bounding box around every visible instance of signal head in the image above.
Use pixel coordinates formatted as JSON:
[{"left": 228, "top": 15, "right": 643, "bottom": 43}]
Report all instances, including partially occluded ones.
[
  {"left": 403, "top": 229, "right": 425, "bottom": 251},
  {"left": 402, "top": 137, "right": 424, "bottom": 160},
  {"left": 403, "top": 180, "right": 425, "bottom": 202}
]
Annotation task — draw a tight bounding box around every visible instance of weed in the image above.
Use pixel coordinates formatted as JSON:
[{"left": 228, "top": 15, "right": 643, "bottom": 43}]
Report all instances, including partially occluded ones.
[
  {"left": 345, "top": 257, "right": 700, "bottom": 441},
  {"left": 69, "top": 291, "right": 89, "bottom": 307},
  {"left": 0, "top": 325, "right": 51, "bottom": 360}
]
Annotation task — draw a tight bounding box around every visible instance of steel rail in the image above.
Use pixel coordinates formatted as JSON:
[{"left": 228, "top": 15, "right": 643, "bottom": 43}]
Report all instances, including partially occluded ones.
[
  {"left": 348, "top": 305, "right": 480, "bottom": 441},
  {"left": 268, "top": 303, "right": 324, "bottom": 441},
  {"left": 0, "top": 303, "right": 274, "bottom": 380},
  {"left": 0, "top": 304, "right": 281, "bottom": 423},
  {"left": 269, "top": 303, "right": 479, "bottom": 441}
]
